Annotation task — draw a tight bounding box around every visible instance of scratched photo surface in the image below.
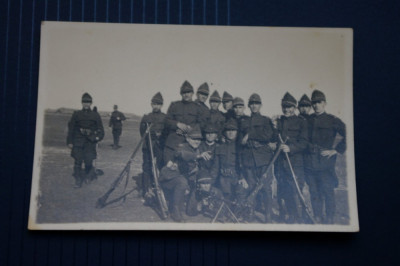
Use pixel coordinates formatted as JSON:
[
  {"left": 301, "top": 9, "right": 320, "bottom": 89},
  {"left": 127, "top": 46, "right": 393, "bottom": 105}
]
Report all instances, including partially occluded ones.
[{"left": 29, "top": 22, "right": 358, "bottom": 231}]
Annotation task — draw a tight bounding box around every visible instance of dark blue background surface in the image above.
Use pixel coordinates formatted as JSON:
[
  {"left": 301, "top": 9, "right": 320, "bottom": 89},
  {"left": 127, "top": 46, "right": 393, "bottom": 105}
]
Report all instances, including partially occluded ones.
[{"left": 0, "top": 0, "right": 399, "bottom": 265}]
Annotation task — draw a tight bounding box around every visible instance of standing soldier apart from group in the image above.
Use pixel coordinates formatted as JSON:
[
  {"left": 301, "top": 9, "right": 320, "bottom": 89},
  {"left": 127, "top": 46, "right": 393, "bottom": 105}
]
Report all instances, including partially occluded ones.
[
  {"left": 67, "top": 93, "right": 104, "bottom": 188},
  {"left": 109, "top": 104, "right": 126, "bottom": 149}
]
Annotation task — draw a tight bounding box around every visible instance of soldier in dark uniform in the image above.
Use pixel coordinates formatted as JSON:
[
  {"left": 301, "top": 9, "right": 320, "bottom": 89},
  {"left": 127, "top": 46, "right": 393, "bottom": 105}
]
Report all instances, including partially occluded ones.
[
  {"left": 67, "top": 93, "right": 104, "bottom": 188},
  {"left": 139, "top": 92, "right": 167, "bottom": 197},
  {"left": 164, "top": 81, "right": 205, "bottom": 164},
  {"left": 109, "top": 104, "right": 126, "bottom": 149},
  {"left": 298, "top": 94, "right": 313, "bottom": 120},
  {"left": 222, "top": 91, "right": 235, "bottom": 121},
  {"left": 208, "top": 90, "right": 226, "bottom": 137},
  {"left": 240, "top": 93, "right": 276, "bottom": 222},
  {"left": 232, "top": 97, "right": 250, "bottom": 144},
  {"left": 195, "top": 82, "right": 211, "bottom": 129},
  {"left": 275, "top": 92, "right": 308, "bottom": 223},
  {"left": 193, "top": 173, "right": 224, "bottom": 218},
  {"left": 198, "top": 124, "right": 219, "bottom": 175},
  {"left": 159, "top": 126, "right": 203, "bottom": 222},
  {"left": 305, "top": 90, "right": 346, "bottom": 224},
  {"left": 211, "top": 119, "right": 247, "bottom": 204}
]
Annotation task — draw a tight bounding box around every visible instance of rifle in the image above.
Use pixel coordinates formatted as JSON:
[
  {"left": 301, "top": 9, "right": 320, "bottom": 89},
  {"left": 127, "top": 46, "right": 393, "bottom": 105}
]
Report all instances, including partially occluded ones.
[
  {"left": 147, "top": 123, "right": 169, "bottom": 220},
  {"left": 96, "top": 124, "right": 152, "bottom": 208},
  {"left": 278, "top": 134, "right": 316, "bottom": 224},
  {"left": 233, "top": 141, "right": 285, "bottom": 220}
]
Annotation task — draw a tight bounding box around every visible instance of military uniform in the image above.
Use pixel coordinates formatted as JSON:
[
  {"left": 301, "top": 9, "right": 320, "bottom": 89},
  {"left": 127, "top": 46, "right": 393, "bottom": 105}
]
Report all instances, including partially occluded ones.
[
  {"left": 139, "top": 92, "right": 167, "bottom": 196},
  {"left": 222, "top": 91, "right": 235, "bottom": 121},
  {"left": 164, "top": 81, "right": 205, "bottom": 163},
  {"left": 275, "top": 93, "right": 308, "bottom": 223},
  {"left": 305, "top": 90, "right": 346, "bottom": 224},
  {"left": 109, "top": 105, "right": 126, "bottom": 148},
  {"left": 198, "top": 124, "right": 219, "bottom": 175},
  {"left": 208, "top": 90, "right": 226, "bottom": 138},
  {"left": 160, "top": 126, "right": 202, "bottom": 221},
  {"left": 67, "top": 93, "right": 104, "bottom": 188},
  {"left": 211, "top": 120, "right": 246, "bottom": 203},
  {"left": 232, "top": 97, "right": 250, "bottom": 145},
  {"left": 192, "top": 174, "right": 224, "bottom": 218},
  {"left": 241, "top": 93, "right": 276, "bottom": 222},
  {"left": 195, "top": 82, "right": 211, "bottom": 130}
]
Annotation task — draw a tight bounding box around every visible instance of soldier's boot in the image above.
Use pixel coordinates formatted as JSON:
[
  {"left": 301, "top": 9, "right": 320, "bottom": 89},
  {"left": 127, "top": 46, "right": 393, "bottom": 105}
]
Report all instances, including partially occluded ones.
[
  {"left": 141, "top": 172, "right": 152, "bottom": 198},
  {"left": 73, "top": 168, "right": 83, "bottom": 189},
  {"left": 87, "top": 167, "right": 97, "bottom": 183},
  {"left": 170, "top": 190, "right": 187, "bottom": 223}
]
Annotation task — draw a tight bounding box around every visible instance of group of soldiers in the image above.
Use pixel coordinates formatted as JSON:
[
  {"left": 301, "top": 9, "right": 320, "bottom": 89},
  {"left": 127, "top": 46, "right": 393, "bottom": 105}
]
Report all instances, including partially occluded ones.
[{"left": 66, "top": 80, "right": 346, "bottom": 225}]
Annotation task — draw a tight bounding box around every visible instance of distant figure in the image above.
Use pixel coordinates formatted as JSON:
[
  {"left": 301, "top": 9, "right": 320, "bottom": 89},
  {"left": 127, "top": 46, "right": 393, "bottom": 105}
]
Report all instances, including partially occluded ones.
[
  {"left": 67, "top": 93, "right": 104, "bottom": 188},
  {"left": 109, "top": 104, "right": 126, "bottom": 149}
]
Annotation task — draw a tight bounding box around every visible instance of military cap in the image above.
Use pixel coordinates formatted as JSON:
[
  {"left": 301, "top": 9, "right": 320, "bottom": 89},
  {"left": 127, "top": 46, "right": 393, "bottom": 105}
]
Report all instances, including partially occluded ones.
[
  {"left": 180, "top": 80, "right": 194, "bottom": 94},
  {"left": 197, "top": 82, "right": 210, "bottom": 95},
  {"left": 209, "top": 90, "right": 221, "bottom": 102},
  {"left": 232, "top": 97, "right": 245, "bottom": 107},
  {"left": 197, "top": 170, "right": 213, "bottom": 184},
  {"left": 151, "top": 92, "right": 163, "bottom": 104},
  {"left": 222, "top": 91, "right": 233, "bottom": 102},
  {"left": 187, "top": 124, "right": 203, "bottom": 139},
  {"left": 248, "top": 93, "right": 262, "bottom": 104},
  {"left": 298, "top": 94, "right": 312, "bottom": 106},
  {"left": 224, "top": 119, "right": 238, "bottom": 130},
  {"left": 281, "top": 92, "right": 297, "bottom": 107},
  {"left": 113, "top": 104, "right": 118, "bottom": 109},
  {"left": 311, "top": 90, "right": 326, "bottom": 102},
  {"left": 203, "top": 124, "right": 219, "bottom": 133},
  {"left": 81, "top": 93, "right": 92, "bottom": 103}
]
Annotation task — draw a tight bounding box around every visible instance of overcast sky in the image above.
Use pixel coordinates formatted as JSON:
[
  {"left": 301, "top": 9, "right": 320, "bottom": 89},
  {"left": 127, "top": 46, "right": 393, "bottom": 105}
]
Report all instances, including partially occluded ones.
[{"left": 39, "top": 22, "right": 352, "bottom": 121}]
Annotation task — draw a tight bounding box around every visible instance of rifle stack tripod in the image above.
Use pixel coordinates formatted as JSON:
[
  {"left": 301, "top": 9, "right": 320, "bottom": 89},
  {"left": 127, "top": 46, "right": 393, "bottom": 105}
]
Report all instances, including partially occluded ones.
[{"left": 96, "top": 124, "right": 169, "bottom": 221}]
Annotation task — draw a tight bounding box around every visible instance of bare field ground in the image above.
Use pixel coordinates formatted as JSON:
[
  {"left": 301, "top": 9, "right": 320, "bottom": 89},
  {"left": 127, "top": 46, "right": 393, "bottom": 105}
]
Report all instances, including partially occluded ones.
[{"left": 35, "top": 111, "right": 349, "bottom": 225}]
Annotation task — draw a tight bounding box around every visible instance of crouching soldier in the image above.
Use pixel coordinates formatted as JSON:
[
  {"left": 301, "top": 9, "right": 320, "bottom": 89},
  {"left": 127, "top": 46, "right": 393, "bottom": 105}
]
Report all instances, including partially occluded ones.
[
  {"left": 193, "top": 172, "right": 224, "bottom": 218},
  {"left": 160, "top": 126, "right": 203, "bottom": 222},
  {"left": 139, "top": 92, "right": 166, "bottom": 198},
  {"left": 67, "top": 93, "right": 104, "bottom": 188},
  {"left": 275, "top": 92, "right": 308, "bottom": 223},
  {"left": 305, "top": 90, "right": 346, "bottom": 224},
  {"left": 211, "top": 119, "right": 247, "bottom": 205}
]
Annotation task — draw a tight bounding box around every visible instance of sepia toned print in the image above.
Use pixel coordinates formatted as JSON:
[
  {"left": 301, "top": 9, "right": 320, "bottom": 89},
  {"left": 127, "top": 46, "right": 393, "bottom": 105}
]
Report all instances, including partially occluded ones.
[{"left": 29, "top": 22, "right": 358, "bottom": 231}]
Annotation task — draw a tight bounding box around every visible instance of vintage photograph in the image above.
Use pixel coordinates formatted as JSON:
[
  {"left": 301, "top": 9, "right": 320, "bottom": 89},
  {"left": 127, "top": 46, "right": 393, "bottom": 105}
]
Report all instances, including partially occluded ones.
[{"left": 29, "top": 22, "right": 358, "bottom": 231}]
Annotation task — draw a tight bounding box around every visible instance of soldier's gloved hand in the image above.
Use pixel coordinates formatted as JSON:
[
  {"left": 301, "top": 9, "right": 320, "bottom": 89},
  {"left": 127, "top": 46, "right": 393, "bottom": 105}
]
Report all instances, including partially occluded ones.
[
  {"left": 321, "top": 149, "right": 337, "bottom": 158},
  {"left": 241, "top": 134, "right": 249, "bottom": 145},
  {"left": 68, "top": 144, "right": 73, "bottom": 149},
  {"left": 238, "top": 178, "right": 249, "bottom": 189},
  {"left": 166, "top": 161, "right": 178, "bottom": 170},
  {"left": 268, "top": 142, "right": 277, "bottom": 151},
  {"left": 280, "top": 144, "right": 290, "bottom": 153},
  {"left": 200, "top": 151, "right": 212, "bottom": 161}
]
